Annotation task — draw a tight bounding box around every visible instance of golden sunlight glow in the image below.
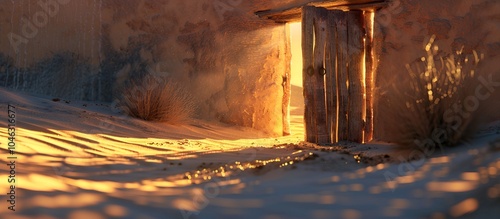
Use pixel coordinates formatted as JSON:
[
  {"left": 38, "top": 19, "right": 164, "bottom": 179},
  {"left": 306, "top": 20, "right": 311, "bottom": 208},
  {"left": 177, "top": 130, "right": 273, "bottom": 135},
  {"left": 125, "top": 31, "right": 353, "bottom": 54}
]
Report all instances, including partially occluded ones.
[
  {"left": 145, "top": 180, "right": 190, "bottom": 188},
  {"left": 450, "top": 198, "right": 478, "bottom": 217},
  {"left": 331, "top": 175, "right": 341, "bottom": 182},
  {"left": 29, "top": 193, "right": 105, "bottom": 208},
  {"left": 376, "top": 163, "right": 386, "bottom": 170},
  {"left": 427, "top": 181, "right": 477, "bottom": 192},
  {"left": 23, "top": 174, "right": 71, "bottom": 192},
  {"left": 362, "top": 37, "right": 367, "bottom": 143},
  {"left": 369, "top": 12, "right": 375, "bottom": 39},
  {"left": 365, "top": 166, "right": 374, "bottom": 173},
  {"left": 181, "top": 151, "right": 314, "bottom": 185},
  {"left": 69, "top": 210, "right": 106, "bottom": 219},
  {"left": 396, "top": 176, "right": 416, "bottom": 184},
  {"left": 70, "top": 179, "right": 119, "bottom": 193},
  {"left": 488, "top": 166, "right": 498, "bottom": 176},
  {"left": 104, "top": 205, "right": 129, "bottom": 218},
  {"left": 429, "top": 156, "right": 450, "bottom": 164},
  {"left": 289, "top": 22, "right": 303, "bottom": 88},
  {"left": 461, "top": 172, "right": 480, "bottom": 181},
  {"left": 366, "top": 11, "right": 376, "bottom": 143}
]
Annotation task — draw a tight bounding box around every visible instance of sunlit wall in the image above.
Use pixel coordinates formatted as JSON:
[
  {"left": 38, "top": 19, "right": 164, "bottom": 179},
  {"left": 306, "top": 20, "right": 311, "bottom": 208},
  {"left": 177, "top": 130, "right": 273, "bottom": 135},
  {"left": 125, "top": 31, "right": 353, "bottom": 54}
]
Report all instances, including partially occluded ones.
[{"left": 0, "top": 0, "right": 314, "bottom": 136}]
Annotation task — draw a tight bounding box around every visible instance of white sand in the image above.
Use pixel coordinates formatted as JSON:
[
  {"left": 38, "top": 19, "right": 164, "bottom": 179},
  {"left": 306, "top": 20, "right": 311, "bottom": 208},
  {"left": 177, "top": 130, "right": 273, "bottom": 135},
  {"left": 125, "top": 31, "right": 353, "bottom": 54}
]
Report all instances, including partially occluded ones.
[{"left": 0, "top": 87, "right": 499, "bottom": 219}]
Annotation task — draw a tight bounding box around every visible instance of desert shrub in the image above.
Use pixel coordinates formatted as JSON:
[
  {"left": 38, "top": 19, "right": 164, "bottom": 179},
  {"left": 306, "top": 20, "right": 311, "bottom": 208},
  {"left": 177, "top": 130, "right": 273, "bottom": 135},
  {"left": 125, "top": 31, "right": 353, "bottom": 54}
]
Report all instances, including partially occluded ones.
[
  {"left": 379, "top": 36, "right": 482, "bottom": 149},
  {"left": 118, "top": 74, "right": 196, "bottom": 124}
]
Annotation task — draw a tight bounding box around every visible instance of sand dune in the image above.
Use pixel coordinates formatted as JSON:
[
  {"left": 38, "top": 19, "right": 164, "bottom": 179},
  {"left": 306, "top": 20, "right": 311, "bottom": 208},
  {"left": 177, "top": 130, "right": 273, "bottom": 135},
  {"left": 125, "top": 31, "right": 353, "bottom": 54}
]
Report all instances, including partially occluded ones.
[{"left": 0, "top": 87, "right": 499, "bottom": 219}]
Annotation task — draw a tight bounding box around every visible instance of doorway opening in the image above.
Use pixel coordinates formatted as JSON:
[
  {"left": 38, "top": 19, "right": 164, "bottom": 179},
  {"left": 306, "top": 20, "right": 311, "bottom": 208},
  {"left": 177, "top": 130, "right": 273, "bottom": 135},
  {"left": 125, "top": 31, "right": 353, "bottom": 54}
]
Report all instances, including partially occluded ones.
[
  {"left": 286, "top": 22, "right": 306, "bottom": 138},
  {"left": 257, "top": 1, "right": 386, "bottom": 144},
  {"left": 289, "top": 22, "right": 304, "bottom": 89}
]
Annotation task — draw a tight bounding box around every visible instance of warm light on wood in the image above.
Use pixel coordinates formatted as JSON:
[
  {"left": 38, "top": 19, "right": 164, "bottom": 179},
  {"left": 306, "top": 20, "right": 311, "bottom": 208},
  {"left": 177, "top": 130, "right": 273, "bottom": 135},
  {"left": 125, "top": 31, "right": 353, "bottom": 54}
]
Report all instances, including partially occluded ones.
[{"left": 300, "top": 7, "right": 375, "bottom": 144}]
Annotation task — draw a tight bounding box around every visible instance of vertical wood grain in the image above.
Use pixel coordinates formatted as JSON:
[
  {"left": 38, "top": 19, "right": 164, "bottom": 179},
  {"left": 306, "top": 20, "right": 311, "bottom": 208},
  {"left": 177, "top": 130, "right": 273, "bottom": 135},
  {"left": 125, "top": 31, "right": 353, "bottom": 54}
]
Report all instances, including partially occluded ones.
[
  {"left": 302, "top": 6, "right": 316, "bottom": 142},
  {"left": 336, "top": 12, "right": 349, "bottom": 141},
  {"left": 312, "top": 7, "right": 329, "bottom": 144},
  {"left": 346, "top": 10, "right": 365, "bottom": 143}
]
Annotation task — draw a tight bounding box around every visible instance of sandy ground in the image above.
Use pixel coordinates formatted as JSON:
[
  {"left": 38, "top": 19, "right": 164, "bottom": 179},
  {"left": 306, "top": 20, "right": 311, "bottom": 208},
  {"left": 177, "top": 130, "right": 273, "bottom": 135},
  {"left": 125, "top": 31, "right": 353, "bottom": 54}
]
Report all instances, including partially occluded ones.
[{"left": 0, "top": 86, "right": 499, "bottom": 219}]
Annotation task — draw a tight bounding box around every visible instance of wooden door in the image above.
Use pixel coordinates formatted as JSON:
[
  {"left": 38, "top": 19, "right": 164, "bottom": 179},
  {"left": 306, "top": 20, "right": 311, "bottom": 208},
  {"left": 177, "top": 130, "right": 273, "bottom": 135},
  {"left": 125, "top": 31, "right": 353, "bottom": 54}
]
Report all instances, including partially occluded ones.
[{"left": 302, "top": 6, "right": 374, "bottom": 144}]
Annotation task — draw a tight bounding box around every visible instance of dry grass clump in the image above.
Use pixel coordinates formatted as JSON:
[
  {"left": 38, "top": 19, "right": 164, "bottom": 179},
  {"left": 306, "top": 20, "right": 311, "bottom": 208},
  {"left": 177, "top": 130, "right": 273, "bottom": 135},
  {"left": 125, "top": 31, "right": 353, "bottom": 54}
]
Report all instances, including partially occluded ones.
[
  {"left": 118, "top": 74, "right": 195, "bottom": 124},
  {"left": 379, "top": 36, "right": 482, "bottom": 149}
]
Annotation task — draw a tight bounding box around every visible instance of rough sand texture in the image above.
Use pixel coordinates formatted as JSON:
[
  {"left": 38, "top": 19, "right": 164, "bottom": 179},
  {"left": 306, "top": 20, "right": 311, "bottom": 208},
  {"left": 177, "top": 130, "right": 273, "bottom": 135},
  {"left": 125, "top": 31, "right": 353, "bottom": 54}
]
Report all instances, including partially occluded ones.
[{"left": 0, "top": 87, "right": 499, "bottom": 219}]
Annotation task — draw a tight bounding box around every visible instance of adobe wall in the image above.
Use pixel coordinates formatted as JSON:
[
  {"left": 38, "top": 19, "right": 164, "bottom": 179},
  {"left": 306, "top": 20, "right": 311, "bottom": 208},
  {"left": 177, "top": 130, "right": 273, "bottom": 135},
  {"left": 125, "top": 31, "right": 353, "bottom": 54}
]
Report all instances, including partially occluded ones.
[{"left": 0, "top": 0, "right": 301, "bottom": 136}]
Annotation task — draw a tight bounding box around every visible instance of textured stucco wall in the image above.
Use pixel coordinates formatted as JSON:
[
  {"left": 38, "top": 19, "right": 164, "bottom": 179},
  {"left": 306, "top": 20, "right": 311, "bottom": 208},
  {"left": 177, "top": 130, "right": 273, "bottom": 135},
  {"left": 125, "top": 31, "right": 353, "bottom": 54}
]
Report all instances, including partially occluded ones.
[
  {"left": 0, "top": 0, "right": 303, "bottom": 136},
  {"left": 373, "top": 0, "right": 500, "bottom": 139}
]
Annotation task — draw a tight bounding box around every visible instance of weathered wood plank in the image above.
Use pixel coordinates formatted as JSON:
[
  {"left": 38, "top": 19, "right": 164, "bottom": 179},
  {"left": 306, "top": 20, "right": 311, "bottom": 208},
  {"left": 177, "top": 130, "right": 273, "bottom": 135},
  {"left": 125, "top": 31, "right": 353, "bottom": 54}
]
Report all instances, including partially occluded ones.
[
  {"left": 302, "top": 6, "right": 317, "bottom": 143},
  {"left": 325, "top": 10, "right": 343, "bottom": 143},
  {"left": 346, "top": 10, "right": 365, "bottom": 143},
  {"left": 336, "top": 12, "right": 349, "bottom": 141},
  {"left": 312, "top": 7, "right": 330, "bottom": 144},
  {"left": 364, "top": 11, "right": 375, "bottom": 143}
]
